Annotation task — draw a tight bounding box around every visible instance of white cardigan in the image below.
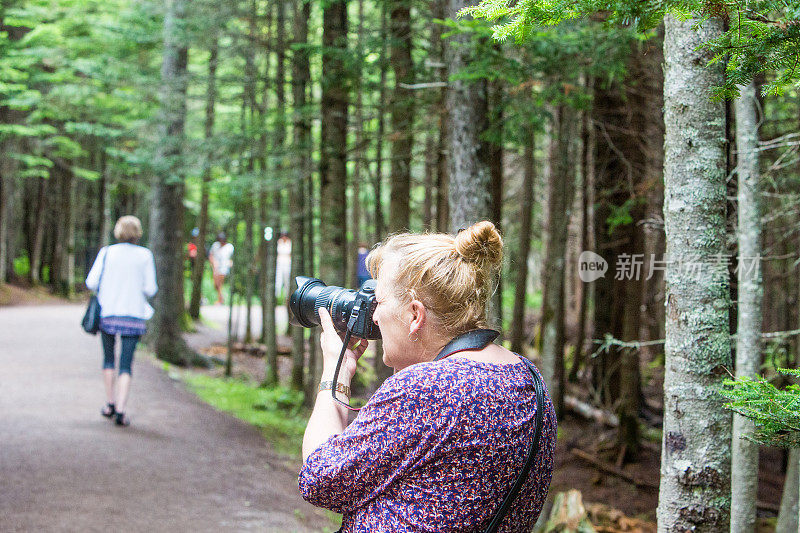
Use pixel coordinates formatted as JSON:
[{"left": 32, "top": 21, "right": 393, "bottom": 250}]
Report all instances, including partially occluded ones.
[{"left": 85, "top": 243, "right": 158, "bottom": 320}]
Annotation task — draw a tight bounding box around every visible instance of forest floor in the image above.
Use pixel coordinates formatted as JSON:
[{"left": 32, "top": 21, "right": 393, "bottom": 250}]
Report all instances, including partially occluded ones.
[{"left": 0, "top": 300, "right": 331, "bottom": 532}]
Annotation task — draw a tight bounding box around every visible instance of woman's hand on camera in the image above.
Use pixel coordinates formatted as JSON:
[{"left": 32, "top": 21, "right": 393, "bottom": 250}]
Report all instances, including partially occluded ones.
[{"left": 318, "top": 307, "right": 369, "bottom": 386}]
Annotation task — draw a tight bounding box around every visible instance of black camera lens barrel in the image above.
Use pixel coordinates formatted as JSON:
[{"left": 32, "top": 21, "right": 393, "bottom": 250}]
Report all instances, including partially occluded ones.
[{"left": 289, "top": 276, "right": 381, "bottom": 340}]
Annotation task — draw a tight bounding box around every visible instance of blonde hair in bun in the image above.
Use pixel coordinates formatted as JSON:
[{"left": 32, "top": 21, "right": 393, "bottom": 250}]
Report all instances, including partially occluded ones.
[
  {"left": 366, "top": 220, "right": 503, "bottom": 337},
  {"left": 454, "top": 220, "right": 503, "bottom": 271}
]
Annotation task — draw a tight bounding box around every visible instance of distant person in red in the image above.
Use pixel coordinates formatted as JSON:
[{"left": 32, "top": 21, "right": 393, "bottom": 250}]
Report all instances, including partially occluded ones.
[
  {"left": 209, "top": 232, "right": 234, "bottom": 305},
  {"left": 187, "top": 227, "right": 199, "bottom": 268}
]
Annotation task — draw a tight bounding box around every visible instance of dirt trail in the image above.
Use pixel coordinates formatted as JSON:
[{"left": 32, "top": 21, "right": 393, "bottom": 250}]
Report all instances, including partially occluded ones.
[{"left": 0, "top": 304, "right": 329, "bottom": 533}]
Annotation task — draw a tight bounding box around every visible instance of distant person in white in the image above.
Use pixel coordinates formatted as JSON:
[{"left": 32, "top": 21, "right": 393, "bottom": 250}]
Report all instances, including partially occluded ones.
[
  {"left": 276, "top": 231, "right": 292, "bottom": 299},
  {"left": 209, "top": 232, "right": 234, "bottom": 305},
  {"left": 85, "top": 215, "right": 157, "bottom": 427}
]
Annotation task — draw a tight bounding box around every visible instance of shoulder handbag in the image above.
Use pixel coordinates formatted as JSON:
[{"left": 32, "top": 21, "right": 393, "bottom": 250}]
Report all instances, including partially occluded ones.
[{"left": 81, "top": 247, "right": 108, "bottom": 335}]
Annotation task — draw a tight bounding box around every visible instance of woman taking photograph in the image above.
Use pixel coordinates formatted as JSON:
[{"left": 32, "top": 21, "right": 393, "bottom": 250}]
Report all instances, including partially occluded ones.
[
  {"left": 299, "top": 221, "right": 557, "bottom": 531},
  {"left": 85, "top": 215, "right": 157, "bottom": 427}
]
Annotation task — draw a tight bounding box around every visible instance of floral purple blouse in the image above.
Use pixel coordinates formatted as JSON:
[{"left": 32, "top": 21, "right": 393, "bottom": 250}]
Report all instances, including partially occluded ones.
[{"left": 299, "top": 356, "right": 557, "bottom": 532}]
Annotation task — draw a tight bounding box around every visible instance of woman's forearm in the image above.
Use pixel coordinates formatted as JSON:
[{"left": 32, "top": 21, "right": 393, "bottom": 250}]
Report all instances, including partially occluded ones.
[{"left": 302, "top": 376, "right": 351, "bottom": 461}]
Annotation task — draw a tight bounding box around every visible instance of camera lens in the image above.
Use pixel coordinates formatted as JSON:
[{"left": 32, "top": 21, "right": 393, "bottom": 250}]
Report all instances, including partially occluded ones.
[{"left": 289, "top": 277, "right": 355, "bottom": 331}]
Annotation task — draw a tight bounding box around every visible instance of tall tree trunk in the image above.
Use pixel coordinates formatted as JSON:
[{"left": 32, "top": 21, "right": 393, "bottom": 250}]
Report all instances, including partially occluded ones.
[
  {"left": 488, "top": 78, "right": 503, "bottom": 331},
  {"left": 292, "top": 0, "right": 311, "bottom": 396},
  {"left": 372, "top": 1, "right": 390, "bottom": 385},
  {"left": 570, "top": 104, "right": 594, "bottom": 382},
  {"left": 350, "top": 0, "right": 365, "bottom": 282},
  {"left": 388, "top": 0, "right": 413, "bottom": 233},
  {"left": 511, "top": 127, "right": 534, "bottom": 354},
  {"left": 446, "top": 0, "right": 490, "bottom": 230},
  {"left": 149, "top": 0, "right": 195, "bottom": 365},
  {"left": 731, "top": 80, "right": 762, "bottom": 533},
  {"left": 656, "top": 14, "right": 731, "bottom": 532},
  {"left": 51, "top": 164, "right": 74, "bottom": 296},
  {"left": 189, "top": 40, "right": 217, "bottom": 320},
  {"left": 637, "top": 27, "right": 666, "bottom": 363},
  {"left": 540, "top": 104, "right": 576, "bottom": 419},
  {"left": 319, "top": 0, "right": 348, "bottom": 287},
  {"left": 98, "top": 150, "right": 111, "bottom": 248},
  {"left": 432, "top": 0, "right": 449, "bottom": 232},
  {"left": 28, "top": 177, "right": 46, "bottom": 284},
  {"left": 776, "top": 449, "right": 800, "bottom": 533}
]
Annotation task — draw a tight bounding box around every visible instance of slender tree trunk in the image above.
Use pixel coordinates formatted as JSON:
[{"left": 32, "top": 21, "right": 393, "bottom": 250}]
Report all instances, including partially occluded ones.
[
  {"left": 446, "top": 0, "right": 490, "bottom": 230},
  {"left": 350, "top": 0, "right": 365, "bottom": 282},
  {"left": 731, "top": 80, "right": 762, "bottom": 533},
  {"left": 373, "top": 0, "right": 387, "bottom": 244},
  {"left": 98, "top": 150, "right": 111, "bottom": 248},
  {"left": 489, "top": 78, "right": 503, "bottom": 331},
  {"left": 292, "top": 0, "right": 311, "bottom": 396},
  {"left": 388, "top": 0, "right": 413, "bottom": 233},
  {"left": 432, "top": 0, "right": 448, "bottom": 233},
  {"left": 511, "top": 127, "right": 534, "bottom": 354},
  {"left": 148, "top": 0, "right": 195, "bottom": 365},
  {"left": 189, "top": 40, "right": 217, "bottom": 320},
  {"left": 371, "top": 1, "right": 390, "bottom": 385},
  {"left": 570, "top": 105, "right": 593, "bottom": 381},
  {"left": 540, "top": 104, "right": 576, "bottom": 418},
  {"left": 28, "top": 177, "right": 46, "bottom": 284},
  {"left": 656, "top": 15, "right": 731, "bottom": 532},
  {"left": 319, "top": 0, "right": 348, "bottom": 287},
  {"left": 776, "top": 449, "right": 800, "bottom": 533}
]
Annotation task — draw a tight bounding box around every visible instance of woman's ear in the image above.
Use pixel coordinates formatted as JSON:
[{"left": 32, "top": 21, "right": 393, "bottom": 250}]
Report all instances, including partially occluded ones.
[{"left": 408, "top": 299, "right": 426, "bottom": 336}]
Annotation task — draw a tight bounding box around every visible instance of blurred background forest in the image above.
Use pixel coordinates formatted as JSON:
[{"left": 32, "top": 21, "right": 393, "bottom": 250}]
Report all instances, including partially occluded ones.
[{"left": 1, "top": 0, "right": 800, "bottom": 530}]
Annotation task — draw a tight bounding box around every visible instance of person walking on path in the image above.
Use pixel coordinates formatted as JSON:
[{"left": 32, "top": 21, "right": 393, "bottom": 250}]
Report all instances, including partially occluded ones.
[
  {"left": 209, "top": 232, "right": 234, "bottom": 305},
  {"left": 85, "top": 215, "right": 157, "bottom": 427}
]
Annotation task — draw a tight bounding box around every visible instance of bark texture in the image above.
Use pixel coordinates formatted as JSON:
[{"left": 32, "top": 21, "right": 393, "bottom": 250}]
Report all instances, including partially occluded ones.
[
  {"left": 510, "top": 129, "right": 534, "bottom": 354},
  {"left": 292, "top": 0, "right": 311, "bottom": 398},
  {"left": 446, "top": 0, "right": 490, "bottom": 231},
  {"left": 388, "top": 0, "right": 413, "bottom": 232},
  {"left": 189, "top": 40, "right": 217, "bottom": 320},
  {"left": 731, "top": 80, "right": 762, "bottom": 533},
  {"left": 319, "top": 0, "right": 348, "bottom": 286},
  {"left": 657, "top": 15, "right": 731, "bottom": 532},
  {"left": 148, "top": 0, "right": 193, "bottom": 365},
  {"left": 776, "top": 448, "right": 800, "bottom": 533},
  {"left": 540, "top": 104, "right": 577, "bottom": 418}
]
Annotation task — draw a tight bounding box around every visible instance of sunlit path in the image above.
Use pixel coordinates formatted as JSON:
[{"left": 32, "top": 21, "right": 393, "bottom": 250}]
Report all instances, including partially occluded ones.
[{"left": 0, "top": 304, "right": 327, "bottom": 532}]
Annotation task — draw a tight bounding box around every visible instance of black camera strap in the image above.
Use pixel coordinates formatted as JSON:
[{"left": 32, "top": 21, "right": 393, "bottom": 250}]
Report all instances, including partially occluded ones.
[{"left": 433, "top": 329, "right": 546, "bottom": 533}]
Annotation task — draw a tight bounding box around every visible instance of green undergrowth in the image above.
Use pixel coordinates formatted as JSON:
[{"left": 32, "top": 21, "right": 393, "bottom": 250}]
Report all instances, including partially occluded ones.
[{"left": 182, "top": 372, "right": 308, "bottom": 455}]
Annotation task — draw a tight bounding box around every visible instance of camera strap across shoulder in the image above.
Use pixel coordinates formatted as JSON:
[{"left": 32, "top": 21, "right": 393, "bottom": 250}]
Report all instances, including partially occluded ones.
[{"left": 434, "top": 329, "right": 546, "bottom": 533}]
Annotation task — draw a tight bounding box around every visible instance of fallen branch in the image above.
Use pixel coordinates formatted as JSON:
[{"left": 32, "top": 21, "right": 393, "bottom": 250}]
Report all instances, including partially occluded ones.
[
  {"left": 570, "top": 448, "right": 658, "bottom": 489},
  {"left": 565, "top": 395, "right": 619, "bottom": 427},
  {"left": 757, "top": 500, "right": 780, "bottom": 513}
]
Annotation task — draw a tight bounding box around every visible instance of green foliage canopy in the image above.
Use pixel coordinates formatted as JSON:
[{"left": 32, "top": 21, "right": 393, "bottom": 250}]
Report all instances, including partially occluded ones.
[{"left": 461, "top": 0, "right": 800, "bottom": 97}]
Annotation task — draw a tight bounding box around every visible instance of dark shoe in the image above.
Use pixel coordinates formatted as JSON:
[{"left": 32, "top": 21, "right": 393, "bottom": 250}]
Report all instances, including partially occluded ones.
[
  {"left": 114, "top": 412, "right": 130, "bottom": 427},
  {"left": 101, "top": 403, "right": 116, "bottom": 418}
]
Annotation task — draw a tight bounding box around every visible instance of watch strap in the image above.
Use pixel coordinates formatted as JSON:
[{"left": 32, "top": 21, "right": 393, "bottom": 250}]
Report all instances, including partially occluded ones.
[{"left": 319, "top": 380, "right": 351, "bottom": 398}]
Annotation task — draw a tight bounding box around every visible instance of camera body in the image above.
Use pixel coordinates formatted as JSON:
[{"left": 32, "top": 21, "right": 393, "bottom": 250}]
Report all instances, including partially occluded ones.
[{"left": 289, "top": 276, "right": 382, "bottom": 340}]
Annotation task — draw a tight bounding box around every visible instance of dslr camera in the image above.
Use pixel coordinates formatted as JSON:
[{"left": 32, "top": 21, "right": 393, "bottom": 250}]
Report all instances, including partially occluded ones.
[{"left": 289, "top": 276, "right": 382, "bottom": 340}]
